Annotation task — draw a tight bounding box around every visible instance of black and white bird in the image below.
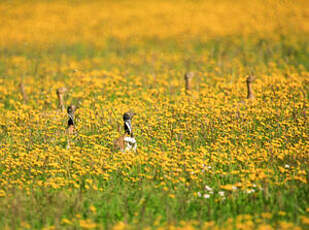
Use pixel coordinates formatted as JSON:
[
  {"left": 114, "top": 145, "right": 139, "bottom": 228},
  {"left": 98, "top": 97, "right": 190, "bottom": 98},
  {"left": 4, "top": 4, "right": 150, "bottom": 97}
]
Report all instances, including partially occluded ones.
[
  {"left": 66, "top": 105, "right": 77, "bottom": 149},
  {"left": 67, "top": 105, "right": 76, "bottom": 134},
  {"left": 113, "top": 112, "right": 137, "bottom": 152}
]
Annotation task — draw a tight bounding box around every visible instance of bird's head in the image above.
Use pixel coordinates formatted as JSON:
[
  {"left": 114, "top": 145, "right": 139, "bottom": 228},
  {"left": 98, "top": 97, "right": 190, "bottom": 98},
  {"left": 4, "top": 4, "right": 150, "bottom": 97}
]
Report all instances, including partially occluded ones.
[{"left": 123, "top": 111, "right": 136, "bottom": 136}]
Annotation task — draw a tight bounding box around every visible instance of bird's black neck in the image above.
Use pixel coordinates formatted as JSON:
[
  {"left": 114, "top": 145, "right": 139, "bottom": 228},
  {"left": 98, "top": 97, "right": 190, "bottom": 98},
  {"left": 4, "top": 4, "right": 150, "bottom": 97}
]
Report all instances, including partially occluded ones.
[
  {"left": 124, "top": 119, "right": 133, "bottom": 137},
  {"left": 68, "top": 113, "right": 74, "bottom": 127}
]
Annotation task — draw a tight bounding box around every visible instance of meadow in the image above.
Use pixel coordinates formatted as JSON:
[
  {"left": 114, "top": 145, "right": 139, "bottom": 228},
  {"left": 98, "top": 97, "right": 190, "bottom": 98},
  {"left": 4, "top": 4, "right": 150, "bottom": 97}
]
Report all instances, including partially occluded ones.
[{"left": 0, "top": 0, "right": 308, "bottom": 229}]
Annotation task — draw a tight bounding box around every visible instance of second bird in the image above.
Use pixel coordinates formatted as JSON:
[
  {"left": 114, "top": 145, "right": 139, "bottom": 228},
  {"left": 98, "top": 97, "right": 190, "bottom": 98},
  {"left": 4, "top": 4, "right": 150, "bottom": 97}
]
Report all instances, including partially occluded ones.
[{"left": 113, "top": 112, "right": 137, "bottom": 153}]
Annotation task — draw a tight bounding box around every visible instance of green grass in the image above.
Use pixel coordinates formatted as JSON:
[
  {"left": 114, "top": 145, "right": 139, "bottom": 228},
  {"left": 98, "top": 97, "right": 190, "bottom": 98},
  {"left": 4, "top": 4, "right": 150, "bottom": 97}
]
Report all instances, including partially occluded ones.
[{"left": 0, "top": 34, "right": 308, "bottom": 229}]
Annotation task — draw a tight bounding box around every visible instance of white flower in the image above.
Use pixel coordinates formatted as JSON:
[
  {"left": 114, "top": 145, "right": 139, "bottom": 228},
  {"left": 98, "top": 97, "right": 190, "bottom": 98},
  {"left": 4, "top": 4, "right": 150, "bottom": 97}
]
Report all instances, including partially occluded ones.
[
  {"left": 203, "top": 194, "right": 210, "bottom": 199},
  {"left": 252, "top": 184, "right": 257, "bottom": 187},
  {"left": 218, "top": 191, "right": 225, "bottom": 196},
  {"left": 246, "top": 189, "right": 255, "bottom": 194},
  {"left": 205, "top": 185, "right": 213, "bottom": 191},
  {"left": 285, "top": 164, "right": 290, "bottom": 169},
  {"left": 201, "top": 165, "right": 211, "bottom": 172},
  {"left": 197, "top": 192, "right": 202, "bottom": 197}
]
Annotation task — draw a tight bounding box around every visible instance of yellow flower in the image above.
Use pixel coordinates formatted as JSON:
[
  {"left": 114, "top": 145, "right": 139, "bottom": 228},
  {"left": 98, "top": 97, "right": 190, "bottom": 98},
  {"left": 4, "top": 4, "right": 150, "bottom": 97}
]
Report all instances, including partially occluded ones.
[
  {"left": 257, "top": 224, "right": 273, "bottom": 230},
  {"left": 169, "top": 194, "right": 175, "bottom": 199},
  {"left": 0, "top": 190, "right": 6, "bottom": 197},
  {"left": 89, "top": 205, "right": 96, "bottom": 214},
  {"left": 112, "top": 222, "right": 126, "bottom": 230},
  {"left": 278, "top": 211, "right": 286, "bottom": 216},
  {"left": 261, "top": 213, "right": 272, "bottom": 219},
  {"left": 20, "top": 221, "right": 31, "bottom": 229},
  {"left": 301, "top": 216, "right": 309, "bottom": 225},
  {"left": 61, "top": 218, "right": 72, "bottom": 225},
  {"left": 79, "top": 219, "right": 97, "bottom": 229},
  {"left": 221, "top": 184, "right": 235, "bottom": 191}
]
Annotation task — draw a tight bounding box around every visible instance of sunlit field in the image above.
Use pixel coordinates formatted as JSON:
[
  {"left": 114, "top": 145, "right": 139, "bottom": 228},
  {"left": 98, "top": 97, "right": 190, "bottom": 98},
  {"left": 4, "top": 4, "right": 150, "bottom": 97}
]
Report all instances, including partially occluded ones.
[{"left": 0, "top": 0, "right": 308, "bottom": 229}]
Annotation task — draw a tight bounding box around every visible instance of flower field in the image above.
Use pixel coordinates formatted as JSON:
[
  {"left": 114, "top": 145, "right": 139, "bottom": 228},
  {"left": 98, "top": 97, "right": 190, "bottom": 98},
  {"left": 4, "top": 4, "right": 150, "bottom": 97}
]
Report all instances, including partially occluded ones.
[{"left": 0, "top": 0, "right": 308, "bottom": 229}]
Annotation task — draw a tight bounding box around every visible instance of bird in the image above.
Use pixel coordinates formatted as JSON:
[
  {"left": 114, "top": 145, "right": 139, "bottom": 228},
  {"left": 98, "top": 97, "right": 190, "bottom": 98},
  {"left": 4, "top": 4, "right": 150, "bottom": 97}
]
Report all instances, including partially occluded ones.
[
  {"left": 238, "top": 74, "right": 256, "bottom": 104},
  {"left": 19, "top": 80, "right": 28, "bottom": 103},
  {"left": 246, "top": 74, "right": 255, "bottom": 100},
  {"left": 184, "top": 72, "right": 194, "bottom": 95},
  {"left": 67, "top": 105, "right": 76, "bottom": 134},
  {"left": 113, "top": 111, "right": 137, "bottom": 152},
  {"left": 56, "top": 87, "right": 67, "bottom": 112},
  {"left": 235, "top": 74, "right": 256, "bottom": 120},
  {"left": 66, "top": 105, "right": 77, "bottom": 149}
]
